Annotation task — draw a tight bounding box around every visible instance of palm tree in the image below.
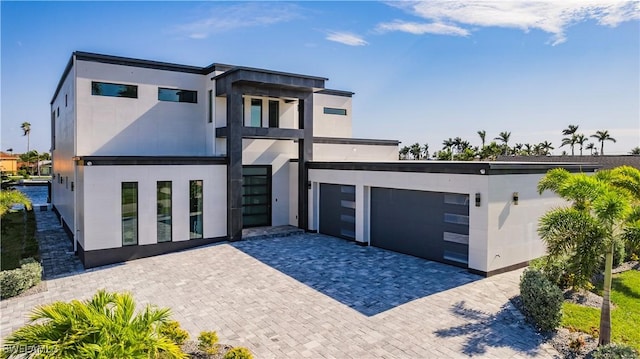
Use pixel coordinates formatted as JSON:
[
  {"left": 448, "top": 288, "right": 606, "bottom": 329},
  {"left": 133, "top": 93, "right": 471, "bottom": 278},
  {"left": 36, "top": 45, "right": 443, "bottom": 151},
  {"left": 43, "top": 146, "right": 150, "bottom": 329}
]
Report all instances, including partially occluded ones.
[
  {"left": 560, "top": 134, "right": 577, "bottom": 156},
  {"left": 575, "top": 134, "right": 587, "bottom": 156},
  {"left": 477, "top": 130, "right": 486, "bottom": 148},
  {"left": 409, "top": 142, "right": 422, "bottom": 160},
  {"left": 399, "top": 146, "right": 410, "bottom": 160},
  {"left": 423, "top": 143, "right": 429, "bottom": 159},
  {"left": 586, "top": 142, "right": 596, "bottom": 155},
  {"left": 493, "top": 131, "right": 511, "bottom": 155},
  {"left": 0, "top": 189, "right": 32, "bottom": 216},
  {"left": 1, "top": 290, "right": 187, "bottom": 358},
  {"left": 538, "top": 141, "right": 554, "bottom": 156},
  {"left": 630, "top": 147, "right": 640, "bottom": 155},
  {"left": 20, "top": 122, "right": 31, "bottom": 153},
  {"left": 591, "top": 130, "right": 616, "bottom": 155},
  {"left": 562, "top": 124, "right": 579, "bottom": 136},
  {"left": 537, "top": 166, "right": 640, "bottom": 346}
]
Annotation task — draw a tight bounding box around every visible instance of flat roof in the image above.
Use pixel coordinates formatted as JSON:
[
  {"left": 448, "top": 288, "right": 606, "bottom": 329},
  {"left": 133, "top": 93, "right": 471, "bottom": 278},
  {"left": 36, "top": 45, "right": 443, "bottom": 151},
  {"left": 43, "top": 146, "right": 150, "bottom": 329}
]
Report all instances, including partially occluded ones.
[{"left": 308, "top": 161, "right": 600, "bottom": 175}]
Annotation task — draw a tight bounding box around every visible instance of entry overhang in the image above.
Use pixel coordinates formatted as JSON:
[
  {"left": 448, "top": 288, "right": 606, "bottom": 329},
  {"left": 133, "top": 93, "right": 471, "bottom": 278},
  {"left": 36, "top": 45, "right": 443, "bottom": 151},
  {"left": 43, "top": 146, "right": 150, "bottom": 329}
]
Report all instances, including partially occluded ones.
[
  {"left": 216, "top": 126, "right": 304, "bottom": 140},
  {"left": 214, "top": 67, "right": 326, "bottom": 97}
]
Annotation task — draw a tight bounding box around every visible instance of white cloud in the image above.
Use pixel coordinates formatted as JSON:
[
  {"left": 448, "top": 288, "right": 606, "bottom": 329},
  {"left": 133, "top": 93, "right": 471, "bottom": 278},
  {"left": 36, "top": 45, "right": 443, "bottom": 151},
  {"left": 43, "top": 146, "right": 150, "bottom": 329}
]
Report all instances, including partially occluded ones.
[
  {"left": 326, "top": 31, "right": 369, "bottom": 46},
  {"left": 176, "top": 3, "right": 301, "bottom": 39},
  {"left": 376, "top": 20, "right": 469, "bottom": 36},
  {"left": 382, "top": 1, "right": 640, "bottom": 45}
]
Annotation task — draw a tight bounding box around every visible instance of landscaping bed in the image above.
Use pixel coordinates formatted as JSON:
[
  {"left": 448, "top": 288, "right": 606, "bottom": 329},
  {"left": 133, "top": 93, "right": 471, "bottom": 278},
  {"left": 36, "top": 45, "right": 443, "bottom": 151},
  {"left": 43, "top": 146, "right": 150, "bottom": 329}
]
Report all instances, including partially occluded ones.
[{"left": 1, "top": 210, "right": 38, "bottom": 270}]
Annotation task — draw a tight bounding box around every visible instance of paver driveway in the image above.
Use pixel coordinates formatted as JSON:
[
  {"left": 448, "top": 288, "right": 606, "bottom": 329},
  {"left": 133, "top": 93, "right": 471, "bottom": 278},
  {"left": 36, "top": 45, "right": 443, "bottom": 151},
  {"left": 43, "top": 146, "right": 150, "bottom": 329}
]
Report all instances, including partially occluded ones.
[{"left": 1, "top": 214, "right": 558, "bottom": 358}]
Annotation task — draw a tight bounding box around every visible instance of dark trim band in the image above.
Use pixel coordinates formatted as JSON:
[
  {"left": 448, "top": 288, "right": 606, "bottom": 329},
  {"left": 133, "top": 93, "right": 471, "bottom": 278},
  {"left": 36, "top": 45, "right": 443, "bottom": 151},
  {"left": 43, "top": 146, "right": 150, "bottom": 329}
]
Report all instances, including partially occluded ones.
[
  {"left": 216, "top": 127, "right": 304, "bottom": 140},
  {"left": 308, "top": 161, "right": 600, "bottom": 175},
  {"left": 75, "top": 156, "right": 227, "bottom": 166},
  {"left": 468, "top": 260, "right": 529, "bottom": 277},
  {"left": 316, "top": 89, "right": 355, "bottom": 97},
  {"left": 78, "top": 236, "right": 228, "bottom": 269},
  {"left": 313, "top": 137, "right": 400, "bottom": 146}
]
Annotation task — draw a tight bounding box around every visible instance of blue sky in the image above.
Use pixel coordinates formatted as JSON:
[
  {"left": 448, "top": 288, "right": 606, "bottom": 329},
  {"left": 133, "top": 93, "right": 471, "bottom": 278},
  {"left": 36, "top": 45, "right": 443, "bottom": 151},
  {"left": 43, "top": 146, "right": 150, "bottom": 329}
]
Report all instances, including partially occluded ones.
[{"left": 2, "top": 1, "right": 639, "bottom": 155}]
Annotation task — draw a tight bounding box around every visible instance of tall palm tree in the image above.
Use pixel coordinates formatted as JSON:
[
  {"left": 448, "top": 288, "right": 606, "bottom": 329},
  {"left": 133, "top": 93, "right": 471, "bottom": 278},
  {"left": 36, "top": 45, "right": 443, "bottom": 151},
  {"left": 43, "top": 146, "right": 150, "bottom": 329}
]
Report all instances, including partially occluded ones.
[
  {"left": 409, "top": 142, "right": 422, "bottom": 160},
  {"left": 560, "top": 125, "right": 579, "bottom": 156},
  {"left": 493, "top": 131, "right": 511, "bottom": 155},
  {"left": 562, "top": 124, "right": 579, "bottom": 136},
  {"left": 477, "top": 130, "right": 486, "bottom": 148},
  {"left": 423, "top": 143, "right": 429, "bottom": 159},
  {"left": 586, "top": 142, "right": 596, "bottom": 155},
  {"left": 537, "top": 166, "right": 640, "bottom": 346},
  {"left": 20, "top": 122, "right": 31, "bottom": 153},
  {"left": 575, "top": 134, "right": 587, "bottom": 156},
  {"left": 630, "top": 147, "right": 640, "bottom": 155},
  {"left": 591, "top": 130, "right": 616, "bottom": 155},
  {"left": 538, "top": 141, "right": 554, "bottom": 156},
  {"left": 399, "top": 146, "right": 410, "bottom": 160}
]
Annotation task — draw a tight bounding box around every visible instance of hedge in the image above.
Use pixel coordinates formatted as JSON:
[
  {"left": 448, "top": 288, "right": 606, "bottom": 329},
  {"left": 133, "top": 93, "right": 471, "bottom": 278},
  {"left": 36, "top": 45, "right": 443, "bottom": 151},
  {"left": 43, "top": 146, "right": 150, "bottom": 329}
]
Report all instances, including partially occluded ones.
[{"left": 0, "top": 258, "right": 42, "bottom": 299}]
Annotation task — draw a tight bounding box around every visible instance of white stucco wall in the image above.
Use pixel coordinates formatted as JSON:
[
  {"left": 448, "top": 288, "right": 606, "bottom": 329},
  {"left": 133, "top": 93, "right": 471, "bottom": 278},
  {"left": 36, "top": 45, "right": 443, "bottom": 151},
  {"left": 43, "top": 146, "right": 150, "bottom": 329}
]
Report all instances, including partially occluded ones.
[
  {"left": 485, "top": 174, "right": 566, "bottom": 272},
  {"left": 75, "top": 60, "right": 208, "bottom": 156},
  {"left": 313, "top": 93, "right": 352, "bottom": 138},
  {"left": 313, "top": 143, "right": 398, "bottom": 161},
  {"left": 51, "top": 62, "right": 77, "bottom": 233},
  {"left": 81, "top": 165, "right": 226, "bottom": 251}
]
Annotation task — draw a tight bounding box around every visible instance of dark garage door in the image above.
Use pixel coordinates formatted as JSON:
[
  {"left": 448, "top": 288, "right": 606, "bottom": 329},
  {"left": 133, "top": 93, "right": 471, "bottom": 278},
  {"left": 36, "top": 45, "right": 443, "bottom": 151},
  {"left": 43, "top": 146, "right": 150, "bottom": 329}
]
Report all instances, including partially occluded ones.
[
  {"left": 370, "top": 188, "right": 469, "bottom": 268},
  {"left": 320, "top": 184, "right": 356, "bottom": 240}
]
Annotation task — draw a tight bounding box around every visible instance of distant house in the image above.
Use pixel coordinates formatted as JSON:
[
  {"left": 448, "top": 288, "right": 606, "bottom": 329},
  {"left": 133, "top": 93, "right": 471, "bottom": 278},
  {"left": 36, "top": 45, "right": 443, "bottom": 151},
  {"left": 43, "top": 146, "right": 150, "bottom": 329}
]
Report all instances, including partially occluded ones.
[
  {"left": 0, "top": 152, "right": 18, "bottom": 175},
  {"left": 51, "top": 51, "right": 598, "bottom": 276}
]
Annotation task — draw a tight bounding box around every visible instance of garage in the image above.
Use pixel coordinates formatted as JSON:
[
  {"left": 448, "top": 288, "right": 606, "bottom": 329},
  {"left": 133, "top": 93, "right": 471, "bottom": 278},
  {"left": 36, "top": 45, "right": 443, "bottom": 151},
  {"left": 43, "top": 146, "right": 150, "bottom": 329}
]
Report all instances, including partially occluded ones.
[
  {"left": 370, "top": 187, "right": 469, "bottom": 268},
  {"left": 319, "top": 183, "right": 356, "bottom": 241}
]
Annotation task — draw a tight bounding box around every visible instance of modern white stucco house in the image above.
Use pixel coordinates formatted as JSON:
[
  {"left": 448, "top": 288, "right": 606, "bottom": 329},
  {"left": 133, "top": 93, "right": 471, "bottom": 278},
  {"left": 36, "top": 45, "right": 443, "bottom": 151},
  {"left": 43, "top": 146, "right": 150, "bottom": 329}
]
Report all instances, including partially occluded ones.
[{"left": 50, "top": 52, "right": 598, "bottom": 276}]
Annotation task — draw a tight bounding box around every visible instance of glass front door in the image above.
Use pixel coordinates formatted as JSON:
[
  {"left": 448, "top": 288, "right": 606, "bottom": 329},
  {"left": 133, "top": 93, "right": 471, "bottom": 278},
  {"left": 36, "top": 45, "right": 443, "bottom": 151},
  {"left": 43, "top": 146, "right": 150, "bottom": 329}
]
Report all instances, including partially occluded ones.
[{"left": 242, "top": 166, "right": 271, "bottom": 228}]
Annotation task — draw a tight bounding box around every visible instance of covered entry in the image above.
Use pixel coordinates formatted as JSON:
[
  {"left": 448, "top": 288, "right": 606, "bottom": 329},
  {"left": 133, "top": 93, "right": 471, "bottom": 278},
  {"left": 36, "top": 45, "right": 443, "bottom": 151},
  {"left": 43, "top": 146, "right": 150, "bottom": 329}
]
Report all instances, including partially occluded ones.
[
  {"left": 242, "top": 166, "right": 271, "bottom": 228},
  {"left": 370, "top": 188, "right": 469, "bottom": 268},
  {"left": 319, "top": 183, "right": 356, "bottom": 240}
]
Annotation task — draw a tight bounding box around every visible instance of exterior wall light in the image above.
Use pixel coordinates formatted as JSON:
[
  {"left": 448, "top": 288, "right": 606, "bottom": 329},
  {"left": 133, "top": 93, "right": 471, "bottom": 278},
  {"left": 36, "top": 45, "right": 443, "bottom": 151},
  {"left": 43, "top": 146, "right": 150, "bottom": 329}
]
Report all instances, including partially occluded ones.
[
  {"left": 480, "top": 169, "right": 486, "bottom": 174},
  {"left": 475, "top": 193, "right": 481, "bottom": 207},
  {"left": 512, "top": 192, "right": 519, "bottom": 205}
]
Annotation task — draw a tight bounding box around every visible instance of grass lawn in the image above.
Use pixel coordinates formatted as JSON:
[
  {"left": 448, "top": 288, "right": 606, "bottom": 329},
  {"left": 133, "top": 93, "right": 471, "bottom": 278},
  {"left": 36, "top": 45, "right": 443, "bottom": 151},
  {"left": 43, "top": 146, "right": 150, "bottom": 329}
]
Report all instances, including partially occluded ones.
[
  {"left": 0, "top": 210, "right": 39, "bottom": 270},
  {"left": 561, "top": 270, "right": 640, "bottom": 350}
]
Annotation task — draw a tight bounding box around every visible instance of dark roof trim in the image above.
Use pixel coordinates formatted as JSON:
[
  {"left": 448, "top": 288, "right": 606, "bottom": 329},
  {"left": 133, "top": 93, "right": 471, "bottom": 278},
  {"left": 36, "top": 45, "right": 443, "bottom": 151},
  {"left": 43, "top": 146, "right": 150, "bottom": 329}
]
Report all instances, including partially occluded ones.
[
  {"left": 212, "top": 66, "right": 328, "bottom": 82},
  {"left": 75, "top": 156, "right": 227, "bottom": 166},
  {"left": 307, "top": 161, "right": 600, "bottom": 175},
  {"left": 216, "top": 127, "right": 304, "bottom": 140},
  {"left": 75, "top": 51, "right": 204, "bottom": 74},
  {"left": 316, "top": 89, "right": 355, "bottom": 97},
  {"left": 312, "top": 137, "right": 400, "bottom": 146},
  {"left": 51, "top": 54, "right": 75, "bottom": 104}
]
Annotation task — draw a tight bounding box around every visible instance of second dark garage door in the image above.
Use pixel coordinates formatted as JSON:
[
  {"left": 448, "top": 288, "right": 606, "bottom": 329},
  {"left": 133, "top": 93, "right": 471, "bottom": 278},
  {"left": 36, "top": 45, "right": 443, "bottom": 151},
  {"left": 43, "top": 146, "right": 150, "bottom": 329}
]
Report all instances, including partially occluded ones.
[{"left": 370, "top": 187, "right": 470, "bottom": 268}]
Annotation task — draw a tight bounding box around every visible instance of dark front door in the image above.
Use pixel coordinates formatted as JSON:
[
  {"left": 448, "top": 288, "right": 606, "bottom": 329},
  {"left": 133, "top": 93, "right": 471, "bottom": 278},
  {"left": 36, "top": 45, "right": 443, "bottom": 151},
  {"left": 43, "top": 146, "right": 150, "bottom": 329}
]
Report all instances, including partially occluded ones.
[{"left": 242, "top": 166, "right": 272, "bottom": 228}]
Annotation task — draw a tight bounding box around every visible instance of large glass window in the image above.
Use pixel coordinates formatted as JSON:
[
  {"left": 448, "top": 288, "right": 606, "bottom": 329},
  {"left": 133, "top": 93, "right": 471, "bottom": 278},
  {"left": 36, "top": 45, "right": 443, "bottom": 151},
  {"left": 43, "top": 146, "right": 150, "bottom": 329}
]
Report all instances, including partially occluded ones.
[
  {"left": 323, "top": 107, "right": 347, "bottom": 116},
  {"left": 92, "top": 81, "right": 138, "bottom": 98},
  {"left": 122, "top": 182, "right": 138, "bottom": 246},
  {"left": 268, "top": 100, "right": 279, "bottom": 128},
  {"left": 250, "top": 99, "right": 262, "bottom": 127},
  {"left": 189, "top": 180, "right": 203, "bottom": 239},
  {"left": 157, "top": 181, "right": 172, "bottom": 243},
  {"left": 158, "top": 88, "right": 197, "bottom": 103}
]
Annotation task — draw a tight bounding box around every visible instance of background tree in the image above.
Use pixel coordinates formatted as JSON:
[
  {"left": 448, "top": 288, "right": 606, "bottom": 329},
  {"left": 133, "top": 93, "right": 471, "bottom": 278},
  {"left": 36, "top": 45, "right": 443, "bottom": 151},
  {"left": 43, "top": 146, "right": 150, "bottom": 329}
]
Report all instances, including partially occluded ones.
[
  {"left": 409, "top": 142, "right": 422, "bottom": 160},
  {"left": 20, "top": 122, "right": 31, "bottom": 154},
  {"left": 561, "top": 125, "right": 579, "bottom": 156},
  {"left": 575, "top": 134, "right": 587, "bottom": 156},
  {"left": 0, "top": 189, "right": 32, "bottom": 216},
  {"left": 493, "top": 131, "right": 511, "bottom": 155},
  {"left": 538, "top": 141, "right": 554, "bottom": 156},
  {"left": 399, "top": 146, "right": 410, "bottom": 160},
  {"left": 423, "top": 143, "right": 429, "bottom": 160},
  {"left": 477, "top": 130, "right": 486, "bottom": 148},
  {"left": 586, "top": 142, "right": 596, "bottom": 155},
  {"left": 591, "top": 130, "right": 616, "bottom": 155},
  {"left": 537, "top": 166, "right": 640, "bottom": 346},
  {"left": 630, "top": 147, "right": 640, "bottom": 155}
]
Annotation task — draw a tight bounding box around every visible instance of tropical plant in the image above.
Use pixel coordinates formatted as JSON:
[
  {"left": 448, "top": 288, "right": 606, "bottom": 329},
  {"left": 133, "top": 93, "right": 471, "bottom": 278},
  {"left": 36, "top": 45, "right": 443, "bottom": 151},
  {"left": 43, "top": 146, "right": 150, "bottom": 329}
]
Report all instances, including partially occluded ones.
[
  {"left": 423, "top": 143, "right": 429, "bottom": 159},
  {"left": 519, "top": 269, "right": 563, "bottom": 332},
  {"left": 493, "top": 131, "right": 511, "bottom": 155},
  {"left": 223, "top": 347, "right": 254, "bottom": 359},
  {"left": 538, "top": 141, "right": 554, "bottom": 156},
  {"left": 477, "top": 130, "right": 486, "bottom": 148},
  {"left": 575, "top": 134, "right": 587, "bottom": 156},
  {"left": 409, "top": 142, "right": 422, "bottom": 160},
  {"left": 562, "top": 124, "right": 579, "bottom": 136},
  {"left": 537, "top": 166, "right": 640, "bottom": 346},
  {"left": 0, "top": 290, "right": 187, "bottom": 358},
  {"left": 198, "top": 331, "right": 220, "bottom": 355},
  {"left": 591, "top": 130, "right": 616, "bottom": 155},
  {"left": 629, "top": 147, "right": 640, "bottom": 155},
  {"left": 587, "top": 142, "right": 596, "bottom": 155},
  {"left": 399, "top": 146, "right": 410, "bottom": 160},
  {"left": 561, "top": 125, "right": 579, "bottom": 156},
  {"left": 20, "top": 122, "right": 31, "bottom": 154},
  {"left": 0, "top": 189, "right": 32, "bottom": 216}
]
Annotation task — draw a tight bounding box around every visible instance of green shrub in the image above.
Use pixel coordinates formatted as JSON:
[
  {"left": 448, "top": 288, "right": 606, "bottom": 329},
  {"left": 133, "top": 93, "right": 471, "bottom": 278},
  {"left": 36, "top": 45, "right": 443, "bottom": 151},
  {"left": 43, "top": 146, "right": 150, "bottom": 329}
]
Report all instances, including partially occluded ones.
[
  {"left": 612, "top": 238, "right": 627, "bottom": 268},
  {"left": 198, "top": 331, "right": 219, "bottom": 355},
  {"left": 223, "top": 347, "right": 254, "bottom": 359},
  {"left": 160, "top": 320, "right": 190, "bottom": 346},
  {"left": 590, "top": 343, "right": 639, "bottom": 359},
  {"left": 519, "top": 269, "right": 564, "bottom": 332},
  {"left": 0, "top": 258, "right": 42, "bottom": 299},
  {"left": 529, "top": 255, "right": 575, "bottom": 288},
  {"left": 1, "top": 290, "right": 187, "bottom": 358}
]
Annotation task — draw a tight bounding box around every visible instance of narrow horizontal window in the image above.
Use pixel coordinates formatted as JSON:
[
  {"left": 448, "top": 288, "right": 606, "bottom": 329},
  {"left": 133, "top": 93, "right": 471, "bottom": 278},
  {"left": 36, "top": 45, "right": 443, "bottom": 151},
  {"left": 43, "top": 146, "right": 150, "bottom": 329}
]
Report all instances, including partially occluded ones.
[
  {"left": 443, "top": 232, "right": 469, "bottom": 245},
  {"left": 340, "top": 185, "right": 355, "bottom": 194},
  {"left": 340, "top": 214, "right": 356, "bottom": 223},
  {"left": 323, "top": 107, "right": 347, "bottom": 116},
  {"left": 92, "top": 81, "right": 138, "bottom": 98},
  {"left": 444, "top": 193, "right": 469, "bottom": 206},
  {"left": 158, "top": 88, "right": 197, "bottom": 103},
  {"left": 341, "top": 200, "right": 356, "bottom": 209},
  {"left": 443, "top": 250, "right": 468, "bottom": 264},
  {"left": 444, "top": 213, "right": 469, "bottom": 226}
]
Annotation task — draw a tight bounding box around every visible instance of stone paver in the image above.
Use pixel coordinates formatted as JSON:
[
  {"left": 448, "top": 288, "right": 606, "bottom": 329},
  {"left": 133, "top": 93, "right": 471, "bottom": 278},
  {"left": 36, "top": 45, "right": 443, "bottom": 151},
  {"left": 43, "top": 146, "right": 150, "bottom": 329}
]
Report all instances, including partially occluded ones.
[{"left": 1, "top": 211, "right": 560, "bottom": 358}]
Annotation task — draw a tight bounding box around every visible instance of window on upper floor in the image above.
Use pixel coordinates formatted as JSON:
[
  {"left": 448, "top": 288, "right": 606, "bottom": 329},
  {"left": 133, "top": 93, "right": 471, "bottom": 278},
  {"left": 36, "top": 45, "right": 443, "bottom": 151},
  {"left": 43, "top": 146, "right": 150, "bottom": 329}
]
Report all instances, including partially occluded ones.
[
  {"left": 268, "top": 100, "right": 279, "bottom": 128},
  {"left": 323, "top": 107, "right": 347, "bottom": 116},
  {"left": 208, "top": 90, "right": 213, "bottom": 123},
  {"left": 92, "top": 81, "right": 138, "bottom": 98},
  {"left": 250, "top": 99, "right": 262, "bottom": 127},
  {"left": 158, "top": 88, "right": 197, "bottom": 103}
]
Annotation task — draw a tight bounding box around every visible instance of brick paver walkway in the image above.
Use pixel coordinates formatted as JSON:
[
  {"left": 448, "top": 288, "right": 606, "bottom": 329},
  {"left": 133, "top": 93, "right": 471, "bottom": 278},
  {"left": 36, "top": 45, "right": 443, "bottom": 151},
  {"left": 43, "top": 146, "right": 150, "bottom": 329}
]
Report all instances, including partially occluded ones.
[{"left": 1, "top": 211, "right": 559, "bottom": 358}]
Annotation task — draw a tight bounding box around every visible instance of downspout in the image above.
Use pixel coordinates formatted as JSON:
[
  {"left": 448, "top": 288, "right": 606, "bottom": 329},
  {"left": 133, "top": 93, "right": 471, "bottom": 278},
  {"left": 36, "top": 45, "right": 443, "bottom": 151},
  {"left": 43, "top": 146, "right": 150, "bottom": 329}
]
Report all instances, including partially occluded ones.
[{"left": 72, "top": 54, "right": 78, "bottom": 253}]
